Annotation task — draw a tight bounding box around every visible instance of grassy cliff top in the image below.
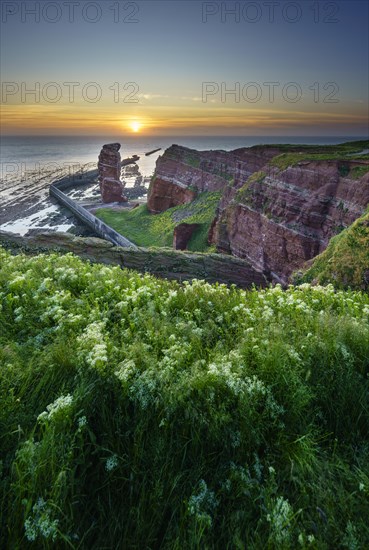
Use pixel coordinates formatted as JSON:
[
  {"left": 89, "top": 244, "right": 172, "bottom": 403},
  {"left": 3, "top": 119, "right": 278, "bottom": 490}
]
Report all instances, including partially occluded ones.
[
  {"left": 251, "top": 139, "right": 369, "bottom": 154},
  {"left": 296, "top": 208, "right": 369, "bottom": 290},
  {"left": 248, "top": 140, "right": 369, "bottom": 171}
]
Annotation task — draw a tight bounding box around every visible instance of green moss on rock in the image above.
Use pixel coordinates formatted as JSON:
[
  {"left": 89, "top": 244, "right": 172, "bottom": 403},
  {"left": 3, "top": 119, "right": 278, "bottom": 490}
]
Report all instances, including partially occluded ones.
[
  {"left": 235, "top": 171, "right": 266, "bottom": 204},
  {"left": 296, "top": 209, "right": 369, "bottom": 289}
]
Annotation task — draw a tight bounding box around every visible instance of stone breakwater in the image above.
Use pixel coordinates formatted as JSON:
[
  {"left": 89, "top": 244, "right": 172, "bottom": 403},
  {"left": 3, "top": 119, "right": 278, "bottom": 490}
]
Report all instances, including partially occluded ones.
[
  {"left": 49, "top": 172, "right": 137, "bottom": 249},
  {"left": 98, "top": 143, "right": 128, "bottom": 203},
  {"left": 148, "top": 143, "right": 369, "bottom": 283}
]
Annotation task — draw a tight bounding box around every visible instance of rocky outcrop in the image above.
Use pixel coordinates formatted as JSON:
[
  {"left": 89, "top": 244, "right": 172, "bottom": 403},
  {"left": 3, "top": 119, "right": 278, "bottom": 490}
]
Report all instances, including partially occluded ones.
[
  {"left": 147, "top": 143, "right": 369, "bottom": 283},
  {"left": 98, "top": 143, "right": 121, "bottom": 185},
  {"left": 147, "top": 144, "right": 280, "bottom": 214},
  {"left": 98, "top": 143, "right": 127, "bottom": 203},
  {"left": 101, "top": 178, "right": 127, "bottom": 203},
  {"left": 173, "top": 223, "right": 200, "bottom": 250},
  {"left": 147, "top": 176, "right": 197, "bottom": 213},
  {"left": 0, "top": 231, "right": 268, "bottom": 289}
]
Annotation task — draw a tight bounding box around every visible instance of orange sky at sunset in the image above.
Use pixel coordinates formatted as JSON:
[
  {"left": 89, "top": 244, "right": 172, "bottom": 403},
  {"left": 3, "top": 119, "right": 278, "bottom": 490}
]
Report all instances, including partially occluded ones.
[
  {"left": 2, "top": 100, "right": 367, "bottom": 136},
  {"left": 1, "top": 1, "right": 368, "bottom": 137}
]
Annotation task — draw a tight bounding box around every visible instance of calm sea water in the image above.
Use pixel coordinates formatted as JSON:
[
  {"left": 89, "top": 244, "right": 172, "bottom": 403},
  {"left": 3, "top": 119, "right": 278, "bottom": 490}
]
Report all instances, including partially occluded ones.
[{"left": 1, "top": 135, "right": 365, "bottom": 180}]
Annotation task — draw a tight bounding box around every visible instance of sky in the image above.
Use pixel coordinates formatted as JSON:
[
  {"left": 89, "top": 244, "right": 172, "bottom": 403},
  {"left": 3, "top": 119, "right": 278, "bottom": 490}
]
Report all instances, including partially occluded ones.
[{"left": 1, "top": 0, "right": 368, "bottom": 136}]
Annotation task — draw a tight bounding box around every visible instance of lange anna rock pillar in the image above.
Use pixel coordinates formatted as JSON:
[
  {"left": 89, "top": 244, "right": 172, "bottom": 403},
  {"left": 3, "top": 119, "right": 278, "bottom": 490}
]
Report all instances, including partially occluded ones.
[{"left": 97, "top": 143, "right": 127, "bottom": 203}]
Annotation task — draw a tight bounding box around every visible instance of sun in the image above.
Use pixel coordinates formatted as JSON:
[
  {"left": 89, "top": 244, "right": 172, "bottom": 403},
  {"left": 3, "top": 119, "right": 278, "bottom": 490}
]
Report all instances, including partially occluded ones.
[{"left": 130, "top": 121, "right": 141, "bottom": 133}]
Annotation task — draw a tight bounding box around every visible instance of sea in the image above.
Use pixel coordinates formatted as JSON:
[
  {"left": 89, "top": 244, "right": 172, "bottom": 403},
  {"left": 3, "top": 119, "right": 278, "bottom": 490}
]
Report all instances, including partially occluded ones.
[{"left": 0, "top": 135, "right": 366, "bottom": 235}]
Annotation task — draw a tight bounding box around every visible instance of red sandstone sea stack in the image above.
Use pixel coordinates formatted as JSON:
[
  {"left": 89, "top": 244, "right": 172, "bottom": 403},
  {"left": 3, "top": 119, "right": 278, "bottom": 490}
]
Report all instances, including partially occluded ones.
[{"left": 98, "top": 143, "right": 127, "bottom": 203}]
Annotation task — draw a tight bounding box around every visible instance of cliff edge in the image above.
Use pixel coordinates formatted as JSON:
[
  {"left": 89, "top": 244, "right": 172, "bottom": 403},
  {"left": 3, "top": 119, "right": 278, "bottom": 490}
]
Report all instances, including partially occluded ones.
[{"left": 148, "top": 142, "right": 369, "bottom": 284}]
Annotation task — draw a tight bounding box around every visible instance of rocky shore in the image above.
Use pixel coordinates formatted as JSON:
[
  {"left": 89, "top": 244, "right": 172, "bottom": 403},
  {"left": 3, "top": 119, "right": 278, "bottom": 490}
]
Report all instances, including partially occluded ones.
[{"left": 0, "top": 159, "right": 149, "bottom": 236}]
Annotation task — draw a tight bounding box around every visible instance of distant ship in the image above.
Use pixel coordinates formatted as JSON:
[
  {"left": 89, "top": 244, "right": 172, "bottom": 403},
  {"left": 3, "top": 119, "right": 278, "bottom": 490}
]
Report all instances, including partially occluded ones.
[{"left": 145, "top": 148, "right": 161, "bottom": 156}]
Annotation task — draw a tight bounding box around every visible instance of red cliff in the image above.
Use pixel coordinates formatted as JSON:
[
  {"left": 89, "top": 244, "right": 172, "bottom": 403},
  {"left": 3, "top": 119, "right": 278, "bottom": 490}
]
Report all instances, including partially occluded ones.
[{"left": 146, "top": 143, "right": 369, "bottom": 283}]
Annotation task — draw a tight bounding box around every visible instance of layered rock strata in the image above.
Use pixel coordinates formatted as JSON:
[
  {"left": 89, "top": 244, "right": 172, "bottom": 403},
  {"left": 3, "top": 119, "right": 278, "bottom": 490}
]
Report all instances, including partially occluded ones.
[
  {"left": 147, "top": 145, "right": 274, "bottom": 214},
  {"left": 214, "top": 163, "right": 369, "bottom": 281},
  {"left": 148, "top": 144, "right": 369, "bottom": 283},
  {"left": 98, "top": 143, "right": 127, "bottom": 203}
]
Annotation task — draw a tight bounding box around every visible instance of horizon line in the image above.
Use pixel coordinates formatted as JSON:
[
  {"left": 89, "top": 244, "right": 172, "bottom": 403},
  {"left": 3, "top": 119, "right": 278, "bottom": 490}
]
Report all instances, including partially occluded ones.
[{"left": 1, "top": 134, "right": 368, "bottom": 138}]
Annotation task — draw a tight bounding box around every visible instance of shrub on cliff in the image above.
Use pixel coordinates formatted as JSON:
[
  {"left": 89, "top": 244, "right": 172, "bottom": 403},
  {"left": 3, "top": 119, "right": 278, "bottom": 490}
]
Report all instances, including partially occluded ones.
[
  {"left": 297, "top": 209, "right": 369, "bottom": 290},
  {"left": 0, "top": 247, "right": 368, "bottom": 548}
]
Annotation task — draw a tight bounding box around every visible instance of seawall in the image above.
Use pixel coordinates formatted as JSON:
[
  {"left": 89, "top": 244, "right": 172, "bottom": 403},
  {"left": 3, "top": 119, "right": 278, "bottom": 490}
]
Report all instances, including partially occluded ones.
[{"left": 50, "top": 172, "right": 138, "bottom": 249}]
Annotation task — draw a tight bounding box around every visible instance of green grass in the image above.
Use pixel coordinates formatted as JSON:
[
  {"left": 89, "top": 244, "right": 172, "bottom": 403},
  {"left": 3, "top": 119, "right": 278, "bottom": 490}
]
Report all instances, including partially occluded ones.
[
  {"left": 235, "top": 171, "right": 266, "bottom": 204},
  {"left": 296, "top": 209, "right": 369, "bottom": 290},
  {"left": 96, "top": 191, "right": 221, "bottom": 252},
  {"left": 1, "top": 248, "right": 369, "bottom": 548},
  {"left": 349, "top": 165, "right": 369, "bottom": 179},
  {"left": 186, "top": 156, "right": 201, "bottom": 168},
  {"left": 166, "top": 148, "right": 201, "bottom": 168},
  {"left": 349, "top": 154, "right": 369, "bottom": 161},
  {"left": 266, "top": 140, "right": 369, "bottom": 172},
  {"left": 270, "top": 152, "right": 368, "bottom": 172},
  {"left": 269, "top": 152, "right": 308, "bottom": 171},
  {"left": 253, "top": 139, "right": 369, "bottom": 155}
]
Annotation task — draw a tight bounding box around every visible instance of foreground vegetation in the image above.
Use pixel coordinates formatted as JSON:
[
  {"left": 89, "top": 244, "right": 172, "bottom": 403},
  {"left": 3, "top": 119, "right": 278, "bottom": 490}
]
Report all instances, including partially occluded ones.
[
  {"left": 1, "top": 247, "right": 369, "bottom": 549},
  {"left": 96, "top": 191, "right": 221, "bottom": 252}
]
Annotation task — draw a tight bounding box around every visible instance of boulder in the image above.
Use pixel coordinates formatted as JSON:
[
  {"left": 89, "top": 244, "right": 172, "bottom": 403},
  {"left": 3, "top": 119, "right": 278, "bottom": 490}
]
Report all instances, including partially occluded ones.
[
  {"left": 101, "top": 178, "right": 127, "bottom": 203},
  {"left": 173, "top": 223, "right": 200, "bottom": 250},
  {"left": 147, "top": 178, "right": 197, "bottom": 213}
]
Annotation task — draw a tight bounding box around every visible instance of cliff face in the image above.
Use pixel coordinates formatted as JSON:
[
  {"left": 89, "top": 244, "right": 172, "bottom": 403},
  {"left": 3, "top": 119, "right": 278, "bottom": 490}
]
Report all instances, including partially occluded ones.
[
  {"left": 147, "top": 171, "right": 197, "bottom": 213},
  {"left": 216, "top": 162, "right": 369, "bottom": 282},
  {"left": 147, "top": 144, "right": 369, "bottom": 283},
  {"left": 297, "top": 209, "right": 369, "bottom": 290},
  {"left": 148, "top": 145, "right": 277, "bottom": 214}
]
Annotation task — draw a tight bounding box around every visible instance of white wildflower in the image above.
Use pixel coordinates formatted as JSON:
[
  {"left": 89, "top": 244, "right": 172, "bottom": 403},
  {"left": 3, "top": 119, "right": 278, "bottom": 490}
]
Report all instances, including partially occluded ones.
[
  {"left": 115, "top": 359, "right": 136, "bottom": 383},
  {"left": 37, "top": 394, "right": 73, "bottom": 422},
  {"left": 77, "top": 416, "right": 87, "bottom": 429},
  {"left": 105, "top": 455, "right": 119, "bottom": 472},
  {"left": 267, "top": 496, "right": 293, "bottom": 543},
  {"left": 24, "top": 498, "right": 59, "bottom": 542},
  {"left": 188, "top": 479, "right": 218, "bottom": 527}
]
